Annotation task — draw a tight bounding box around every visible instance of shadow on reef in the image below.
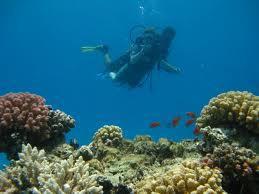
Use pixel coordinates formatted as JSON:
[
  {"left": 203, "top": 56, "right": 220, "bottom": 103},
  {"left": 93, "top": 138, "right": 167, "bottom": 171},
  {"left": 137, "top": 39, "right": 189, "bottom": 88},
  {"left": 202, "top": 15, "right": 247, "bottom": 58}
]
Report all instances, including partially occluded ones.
[{"left": 0, "top": 91, "right": 258, "bottom": 194}]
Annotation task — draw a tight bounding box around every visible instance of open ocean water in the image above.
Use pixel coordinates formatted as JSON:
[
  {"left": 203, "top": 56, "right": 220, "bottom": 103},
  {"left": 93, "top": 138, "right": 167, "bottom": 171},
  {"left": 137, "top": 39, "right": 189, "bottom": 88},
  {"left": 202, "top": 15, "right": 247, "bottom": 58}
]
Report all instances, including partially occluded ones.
[{"left": 0, "top": 0, "right": 258, "bottom": 168}]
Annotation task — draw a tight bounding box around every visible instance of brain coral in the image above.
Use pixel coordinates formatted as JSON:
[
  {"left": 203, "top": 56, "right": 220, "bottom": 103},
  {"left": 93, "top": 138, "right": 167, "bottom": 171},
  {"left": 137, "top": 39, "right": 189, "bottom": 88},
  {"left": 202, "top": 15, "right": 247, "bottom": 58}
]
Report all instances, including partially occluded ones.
[
  {"left": 196, "top": 91, "right": 259, "bottom": 134},
  {"left": 135, "top": 160, "right": 226, "bottom": 194},
  {"left": 0, "top": 92, "right": 75, "bottom": 158}
]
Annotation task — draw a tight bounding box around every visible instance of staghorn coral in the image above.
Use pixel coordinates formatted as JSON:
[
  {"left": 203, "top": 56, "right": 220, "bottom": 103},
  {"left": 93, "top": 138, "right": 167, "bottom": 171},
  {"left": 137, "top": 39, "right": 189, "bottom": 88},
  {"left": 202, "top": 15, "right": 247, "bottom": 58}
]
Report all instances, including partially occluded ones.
[
  {"left": 134, "top": 159, "right": 226, "bottom": 194},
  {"left": 93, "top": 125, "right": 123, "bottom": 147},
  {"left": 0, "top": 144, "right": 103, "bottom": 194},
  {"left": 0, "top": 92, "right": 75, "bottom": 159},
  {"left": 0, "top": 144, "right": 47, "bottom": 191},
  {"left": 34, "top": 156, "right": 103, "bottom": 194},
  {"left": 196, "top": 91, "right": 259, "bottom": 134}
]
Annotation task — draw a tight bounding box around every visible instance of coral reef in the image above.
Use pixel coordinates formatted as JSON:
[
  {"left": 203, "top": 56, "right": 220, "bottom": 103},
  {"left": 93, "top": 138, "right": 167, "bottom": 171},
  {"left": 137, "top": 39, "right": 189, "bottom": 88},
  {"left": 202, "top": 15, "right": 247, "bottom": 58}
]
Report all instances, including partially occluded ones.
[
  {"left": 0, "top": 92, "right": 75, "bottom": 159},
  {"left": 0, "top": 144, "right": 103, "bottom": 193},
  {"left": 48, "top": 109, "right": 75, "bottom": 136},
  {"left": 135, "top": 160, "right": 226, "bottom": 194},
  {"left": 74, "top": 145, "right": 94, "bottom": 161},
  {"left": 202, "top": 143, "right": 256, "bottom": 176},
  {"left": 201, "top": 143, "right": 259, "bottom": 194},
  {"left": 0, "top": 125, "right": 203, "bottom": 194},
  {"left": 0, "top": 93, "right": 50, "bottom": 138},
  {"left": 133, "top": 135, "right": 199, "bottom": 161},
  {"left": 1, "top": 90, "right": 258, "bottom": 194},
  {"left": 196, "top": 91, "right": 259, "bottom": 134},
  {"left": 93, "top": 125, "right": 123, "bottom": 147},
  {"left": 0, "top": 171, "right": 18, "bottom": 193},
  {"left": 198, "top": 126, "right": 229, "bottom": 153}
]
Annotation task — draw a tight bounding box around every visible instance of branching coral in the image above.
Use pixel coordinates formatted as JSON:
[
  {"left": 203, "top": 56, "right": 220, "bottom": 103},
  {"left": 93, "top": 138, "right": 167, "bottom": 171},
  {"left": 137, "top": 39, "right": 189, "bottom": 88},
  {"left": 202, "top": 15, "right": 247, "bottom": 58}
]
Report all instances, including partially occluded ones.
[
  {"left": 93, "top": 125, "right": 123, "bottom": 147},
  {"left": 0, "top": 171, "right": 19, "bottom": 193},
  {"left": 0, "top": 144, "right": 103, "bottom": 193},
  {"left": 135, "top": 160, "right": 226, "bottom": 194},
  {"left": 196, "top": 91, "right": 259, "bottom": 134},
  {"left": 0, "top": 92, "right": 75, "bottom": 159}
]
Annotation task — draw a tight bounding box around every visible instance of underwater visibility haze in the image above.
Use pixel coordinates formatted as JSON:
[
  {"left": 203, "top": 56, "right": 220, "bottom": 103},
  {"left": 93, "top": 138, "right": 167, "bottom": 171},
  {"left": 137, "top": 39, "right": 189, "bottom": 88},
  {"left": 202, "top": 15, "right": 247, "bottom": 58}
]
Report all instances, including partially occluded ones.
[{"left": 0, "top": 0, "right": 259, "bottom": 193}]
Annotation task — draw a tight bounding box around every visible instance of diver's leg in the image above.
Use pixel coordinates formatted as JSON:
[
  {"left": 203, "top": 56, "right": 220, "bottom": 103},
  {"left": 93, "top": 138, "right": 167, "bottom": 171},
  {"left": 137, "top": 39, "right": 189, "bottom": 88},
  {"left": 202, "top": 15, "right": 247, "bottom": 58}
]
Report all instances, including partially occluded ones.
[{"left": 104, "top": 53, "right": 112, "bottom": 66}]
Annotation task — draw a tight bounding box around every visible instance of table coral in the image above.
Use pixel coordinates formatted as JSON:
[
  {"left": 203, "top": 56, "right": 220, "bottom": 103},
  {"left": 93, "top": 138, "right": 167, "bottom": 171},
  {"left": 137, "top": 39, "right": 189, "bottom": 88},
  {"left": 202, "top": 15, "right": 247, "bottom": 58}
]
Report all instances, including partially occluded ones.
[
  {"left": 135, "top": 160, "right": 226, "bottom": 194},
  {"left": 196, "top": 91, "right": 259, "bottom": 134}
]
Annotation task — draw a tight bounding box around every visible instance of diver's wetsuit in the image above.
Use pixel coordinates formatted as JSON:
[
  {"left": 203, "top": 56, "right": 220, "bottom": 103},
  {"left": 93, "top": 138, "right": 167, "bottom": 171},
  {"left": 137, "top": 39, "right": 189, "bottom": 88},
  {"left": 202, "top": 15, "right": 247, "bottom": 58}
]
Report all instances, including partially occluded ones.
[{"left": 107, "top": 33, "right": 161, "bottom": 88}]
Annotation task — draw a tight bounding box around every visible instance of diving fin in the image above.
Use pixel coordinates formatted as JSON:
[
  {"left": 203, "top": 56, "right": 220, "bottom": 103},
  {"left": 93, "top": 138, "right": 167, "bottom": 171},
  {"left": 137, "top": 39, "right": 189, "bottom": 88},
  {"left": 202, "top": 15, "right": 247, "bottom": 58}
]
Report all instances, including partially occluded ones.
[
  {"left": 81, "top": 45, "right": 108, "bottom": 53},
  {"left": 81, "top": 45, "right": 102, "bottom": 53}
]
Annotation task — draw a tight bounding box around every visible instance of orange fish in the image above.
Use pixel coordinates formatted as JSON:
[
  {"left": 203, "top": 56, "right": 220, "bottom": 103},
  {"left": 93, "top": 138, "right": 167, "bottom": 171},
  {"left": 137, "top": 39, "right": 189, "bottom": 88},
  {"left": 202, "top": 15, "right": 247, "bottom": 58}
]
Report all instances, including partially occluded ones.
[
  {"left": 149, "top": 122, "right": 161, "bottom": 128},
  {"left": 186, "top": 112, "right": 196, "bottom": 118},
  {"left": 172, "top": 116, "right": 181, "bottom": 127},
  {"left": 185, "top": 119, "right": 195, "bottom": 127},
  {"left": 193, "top": 127, "right": 200, "bottom": 135}
]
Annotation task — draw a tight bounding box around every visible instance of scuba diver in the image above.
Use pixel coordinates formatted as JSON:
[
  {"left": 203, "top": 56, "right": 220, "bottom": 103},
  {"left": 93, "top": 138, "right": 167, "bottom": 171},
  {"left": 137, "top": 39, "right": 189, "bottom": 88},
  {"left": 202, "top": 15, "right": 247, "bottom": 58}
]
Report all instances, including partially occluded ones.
[{"left": 81, "top": 26, "right": 182, "bottom": 88}]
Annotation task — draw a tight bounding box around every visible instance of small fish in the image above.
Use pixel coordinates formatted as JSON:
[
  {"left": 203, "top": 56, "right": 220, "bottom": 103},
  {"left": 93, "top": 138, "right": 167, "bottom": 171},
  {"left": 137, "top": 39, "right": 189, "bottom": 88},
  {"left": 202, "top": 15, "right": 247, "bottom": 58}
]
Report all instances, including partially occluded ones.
[
  {"left": 185, "top": 119, "right": 195, "bottom": 127},
  {"left": 69, "top": 138, "right": 79, "bottom": 149},
  {"left": 149, "top": 122, "right": 161, "bottom": 128},
  {"left": 193, "top": 127, "right": 200, "bottom": 135},
  {"left": 186, "top": 112, "right": 196, "bottom": 118},
  {"left": 172, "top": 116, "right": 181, "bottom": 127}
]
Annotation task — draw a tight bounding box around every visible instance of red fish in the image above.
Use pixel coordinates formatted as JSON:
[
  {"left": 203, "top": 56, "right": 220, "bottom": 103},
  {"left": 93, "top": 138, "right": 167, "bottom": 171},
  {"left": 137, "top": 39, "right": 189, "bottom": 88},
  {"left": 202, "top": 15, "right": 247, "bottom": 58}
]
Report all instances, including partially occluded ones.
[
  {"left": 185, "top": 119, "right": 195, "bottom": 127},
  {"left": 193, "top": 127, "right": 200, "bottom": 135},
  {"left": 172, "top": 116, "right": 181, "bottom": 127},
  {"left": 186, "top": 112, "right": 196, "bottom": 118},
  {"left": 149, "top": 122, "right": 161, "bottom": 128}
]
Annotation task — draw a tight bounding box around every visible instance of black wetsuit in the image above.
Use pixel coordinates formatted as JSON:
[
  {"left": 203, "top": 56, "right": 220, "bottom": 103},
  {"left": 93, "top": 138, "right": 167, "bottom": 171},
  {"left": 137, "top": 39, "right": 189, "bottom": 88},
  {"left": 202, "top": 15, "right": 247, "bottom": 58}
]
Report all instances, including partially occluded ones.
[{"left": 108, "top": 34, "right": 162, "bottom": 88}]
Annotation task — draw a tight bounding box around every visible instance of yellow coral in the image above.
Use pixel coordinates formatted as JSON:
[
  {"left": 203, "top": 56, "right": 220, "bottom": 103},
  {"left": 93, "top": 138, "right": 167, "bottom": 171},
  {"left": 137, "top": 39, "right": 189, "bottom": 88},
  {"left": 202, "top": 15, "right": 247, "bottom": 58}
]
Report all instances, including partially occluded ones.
[
  {"left": 196, "top": 91, "right": 259, "bottom": 134},
  {"left": 93, "top": 125, "right": 123, "bottom": 146},
  {"left": 134, "top": 160, "right": 227, "bottom": 194}
]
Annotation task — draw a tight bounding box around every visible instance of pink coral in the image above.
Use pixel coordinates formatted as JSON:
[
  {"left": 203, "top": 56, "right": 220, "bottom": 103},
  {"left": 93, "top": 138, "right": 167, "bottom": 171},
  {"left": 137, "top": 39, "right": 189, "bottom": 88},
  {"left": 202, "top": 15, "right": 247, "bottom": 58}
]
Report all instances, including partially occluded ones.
[{"left": 0, "top": 93, "right": 50, "bottom": 141}]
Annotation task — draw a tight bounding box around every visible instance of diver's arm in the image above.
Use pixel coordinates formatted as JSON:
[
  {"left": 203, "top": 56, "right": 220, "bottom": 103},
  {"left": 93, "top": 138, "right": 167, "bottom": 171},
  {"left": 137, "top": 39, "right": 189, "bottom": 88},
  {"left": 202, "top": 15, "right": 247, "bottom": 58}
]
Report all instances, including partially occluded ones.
[{"left": 160, "top": 60, "right": 182, "bottom": 73}]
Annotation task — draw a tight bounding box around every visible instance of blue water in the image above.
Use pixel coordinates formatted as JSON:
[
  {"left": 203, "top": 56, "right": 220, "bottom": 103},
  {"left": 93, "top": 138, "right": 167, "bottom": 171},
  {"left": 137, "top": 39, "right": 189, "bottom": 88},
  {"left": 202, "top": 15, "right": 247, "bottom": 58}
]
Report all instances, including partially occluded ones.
[{"left": 0, "top": 0, "right": 258, "bottom": 167}]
